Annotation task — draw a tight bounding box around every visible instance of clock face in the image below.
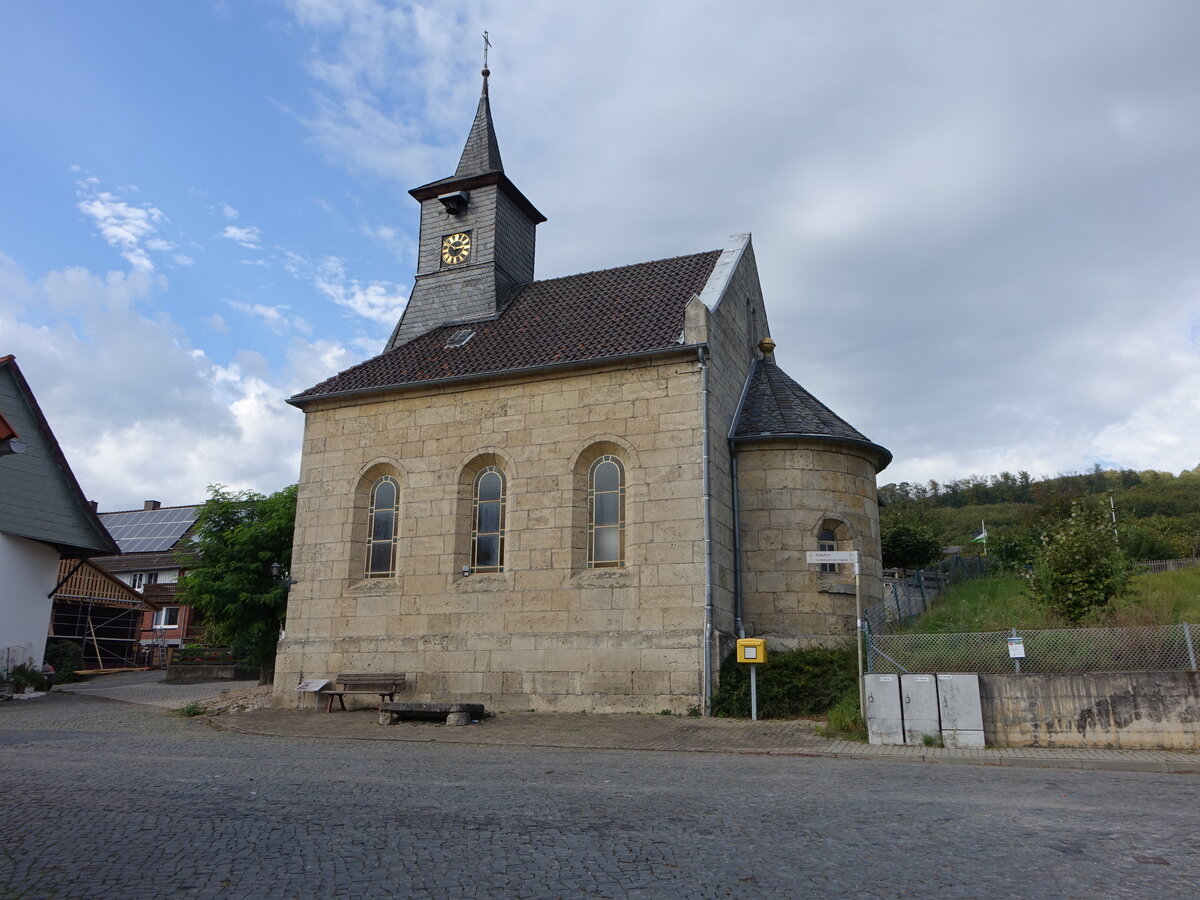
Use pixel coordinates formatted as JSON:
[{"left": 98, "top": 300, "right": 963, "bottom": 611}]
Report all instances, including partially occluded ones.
[{"left": 441, "top": 232, "right": 472, "bottom": 265}]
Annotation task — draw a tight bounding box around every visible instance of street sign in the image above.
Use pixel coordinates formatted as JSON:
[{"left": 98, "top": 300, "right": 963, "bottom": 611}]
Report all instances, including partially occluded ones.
[
  {"left": 806, "top": 551, "right": 858, "bottom": 563},
  {"left": 1007, "top": 637, "right": 1026, "bottom": 659}
]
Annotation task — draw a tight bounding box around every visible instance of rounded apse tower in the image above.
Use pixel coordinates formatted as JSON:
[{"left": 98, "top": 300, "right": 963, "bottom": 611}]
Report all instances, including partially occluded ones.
[{"left": 731, "top": 338, "right": 892, "bottom": 647}]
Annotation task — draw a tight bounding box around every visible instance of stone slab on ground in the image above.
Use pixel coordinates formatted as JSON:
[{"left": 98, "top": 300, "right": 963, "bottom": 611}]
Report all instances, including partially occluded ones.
[{"left": 378, "top": 701, "right": 486, "bottom": 725}]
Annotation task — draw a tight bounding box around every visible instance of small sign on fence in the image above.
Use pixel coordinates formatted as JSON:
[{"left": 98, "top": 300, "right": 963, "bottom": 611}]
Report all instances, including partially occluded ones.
[{"left": 1007, "top": 637, "right": 1026, "bottom": 659}]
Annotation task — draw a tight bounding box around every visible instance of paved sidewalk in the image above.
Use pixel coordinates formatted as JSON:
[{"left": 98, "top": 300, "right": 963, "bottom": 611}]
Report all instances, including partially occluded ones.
[
  {"left": 55, "top": 668, "right": 259, "bottom": 709},
  {"left": 51, "top": 671, "right": 1200, "bottom": 774},
  {"left": 204, "top": 702, "right": 1200, "bottom": 775}
]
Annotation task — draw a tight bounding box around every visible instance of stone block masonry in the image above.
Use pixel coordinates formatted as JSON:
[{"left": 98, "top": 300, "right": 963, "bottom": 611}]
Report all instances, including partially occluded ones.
[{"left": 274, "top": 351, "right": 711, "bottom": 714}]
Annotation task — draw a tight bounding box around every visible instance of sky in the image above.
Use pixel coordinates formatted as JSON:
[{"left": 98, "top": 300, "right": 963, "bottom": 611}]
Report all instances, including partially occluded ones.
[{"left": 2, "top": 1, "right": 1198, "bottom": 511}]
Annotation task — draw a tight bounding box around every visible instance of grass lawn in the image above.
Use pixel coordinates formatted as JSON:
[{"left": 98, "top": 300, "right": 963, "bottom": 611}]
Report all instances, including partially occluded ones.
[{"left": 903, "top": 566, "right": 1200, "bottom": 633}]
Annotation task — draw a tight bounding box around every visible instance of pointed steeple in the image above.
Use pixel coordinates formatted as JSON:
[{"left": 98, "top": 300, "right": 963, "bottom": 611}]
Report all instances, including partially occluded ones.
[{"left": 454, "top": 67, "right": 504, "bottom": 177}]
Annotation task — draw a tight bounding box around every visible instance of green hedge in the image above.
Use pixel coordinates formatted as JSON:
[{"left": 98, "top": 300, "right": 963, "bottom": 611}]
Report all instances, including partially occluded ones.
[{"left": 712, "top": 645, "right": 856, "bottom": 719}]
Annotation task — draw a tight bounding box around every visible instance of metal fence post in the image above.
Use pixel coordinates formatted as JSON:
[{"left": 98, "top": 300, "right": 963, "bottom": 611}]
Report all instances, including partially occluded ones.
[
  {"left": 1184, "top": 622, "right": 1198, "bottom": 671},
  {"left": 917, "top": 570, "right": 927, "bottom": 609},
  {"left": 1011, "top": 626, "right": 1021, "bottom": 674}
]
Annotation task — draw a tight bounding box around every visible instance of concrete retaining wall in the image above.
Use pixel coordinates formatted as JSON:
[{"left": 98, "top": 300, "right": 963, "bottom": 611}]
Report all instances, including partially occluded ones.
[
  {"left": 980, "top": 671, "right": 1200, "bottom": 750},
  {"left": 166, "top": 665, "right": 260, "bottom": 684}
]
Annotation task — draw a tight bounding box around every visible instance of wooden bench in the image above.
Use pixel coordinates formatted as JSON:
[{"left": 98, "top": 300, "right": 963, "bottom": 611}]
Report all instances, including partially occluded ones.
[{"left": 321, "top": 674, "right": 405, "bottom": 713}]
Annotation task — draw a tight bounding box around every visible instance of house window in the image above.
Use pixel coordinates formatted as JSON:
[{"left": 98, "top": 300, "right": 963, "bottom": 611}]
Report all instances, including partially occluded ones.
[
  {"left": 129, "top": 572, "right": 144, "bottom": 590},
  {"left": 154, "top": 607, "right": 180, "bottom": 629},
  {"left": 819, "top": 529, "right": 838, "bottom": 573},
  {"left": 471, "top": 467, "right": 506, "bottom": 573},
  {"left": 588, "top": 456, "right": 625, "bottom": 567},
  {"left": 366, "top": 476, "right": 399, "bottom": 578}
]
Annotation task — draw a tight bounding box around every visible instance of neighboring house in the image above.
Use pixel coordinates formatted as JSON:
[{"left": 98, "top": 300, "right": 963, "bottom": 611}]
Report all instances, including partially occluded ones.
[
  {"left": 49, "top": 559, "right": 159, "bottom": 670},
  {"left": 91, "top": 502, "right": 203, "bottom": 664},
  {"left": 273, "top": 71, "right": 891, "bottom": 714},
  {"left": 0, "top": 355, "right": 120, "bottom": 674}
]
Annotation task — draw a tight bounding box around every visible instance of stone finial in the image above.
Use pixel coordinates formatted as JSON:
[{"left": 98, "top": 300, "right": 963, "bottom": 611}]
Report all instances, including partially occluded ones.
[{"left": 758, "top": 337, "right": 776, "bottom": 360}]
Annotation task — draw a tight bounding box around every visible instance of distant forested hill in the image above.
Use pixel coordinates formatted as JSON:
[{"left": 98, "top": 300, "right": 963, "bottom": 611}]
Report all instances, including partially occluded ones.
[{"left": 879, "top": 465, "right": 1200, "bottom": 560}]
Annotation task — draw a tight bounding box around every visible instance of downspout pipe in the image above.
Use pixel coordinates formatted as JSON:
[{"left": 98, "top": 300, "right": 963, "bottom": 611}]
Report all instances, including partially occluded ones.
[
  {"left": 731, "top": 450, "right": 746, "bottom": 640},
  {"left": 699, "top": 346, "right": 715, "bottom": 715}
]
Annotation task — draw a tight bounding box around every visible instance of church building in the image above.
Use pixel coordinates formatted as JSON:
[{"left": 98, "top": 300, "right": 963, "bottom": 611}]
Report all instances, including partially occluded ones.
[{"left": 272, "top": 69, "right": 891, "bottom": 714}]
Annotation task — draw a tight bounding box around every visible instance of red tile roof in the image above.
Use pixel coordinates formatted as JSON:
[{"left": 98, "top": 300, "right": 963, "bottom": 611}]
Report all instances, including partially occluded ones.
[{"left": 292, "top": 250, "right": 721, "bottom": 402}]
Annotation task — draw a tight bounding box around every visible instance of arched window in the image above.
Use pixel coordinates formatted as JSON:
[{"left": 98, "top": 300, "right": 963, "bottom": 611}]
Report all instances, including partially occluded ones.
[
  {"left": 366, "top": 476, "right": 399, "bottom": 578},
  {"left": 819, "top": 528, "right": 838, "bottom": 574},
  {"left": 588, "top": 455, "right": 625, "bottom": 567},
  {"left": 471, "top": 466, "right": 506, "bottom": 573}
]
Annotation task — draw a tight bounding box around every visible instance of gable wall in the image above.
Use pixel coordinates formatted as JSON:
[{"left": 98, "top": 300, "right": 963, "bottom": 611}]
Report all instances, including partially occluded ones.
[
  {"left": 274, "top": 352, "right": 710, "bottom": 713},
  {"left": 0, "top": 368, "right": 106, "bottom": 553},
  {"left": 699, "top": 243, "right": 771, "bottom": 661}
]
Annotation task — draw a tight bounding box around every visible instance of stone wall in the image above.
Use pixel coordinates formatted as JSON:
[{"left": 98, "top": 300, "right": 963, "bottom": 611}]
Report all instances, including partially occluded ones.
[
  {"left": 980, "top": 671, "right": 1200, "bottom": 750},
  {"left": 273, "top": 351, "right": 711, "bottom": 713},
  {"left": 736, "top": 440, "right": 884, "bottom": 646}
]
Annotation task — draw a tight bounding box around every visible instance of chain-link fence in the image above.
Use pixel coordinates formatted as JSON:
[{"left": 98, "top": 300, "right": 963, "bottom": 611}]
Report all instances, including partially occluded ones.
[{"left": 867, "top": 623, "right": 1200, "bottom": 675}]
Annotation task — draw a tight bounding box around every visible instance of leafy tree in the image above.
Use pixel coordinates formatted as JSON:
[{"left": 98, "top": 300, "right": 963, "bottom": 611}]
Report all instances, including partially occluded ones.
[
  {"left": 988, "top": 531, "right": 1036, "bottom": 573},
  {"left": 1024, "top": 496, "right": 1129, "bottom": 623},
  {"left": 881, "top": 520, "right": 942, "bottom": 571},
  {"left": 177, "top": 484, "right": 297, "bottom": 679}
]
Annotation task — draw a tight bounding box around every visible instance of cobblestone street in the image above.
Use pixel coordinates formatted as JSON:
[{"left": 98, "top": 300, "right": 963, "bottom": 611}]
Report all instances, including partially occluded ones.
[{"left": 2, "top": 691, "right": 1198, "bottom": 898}]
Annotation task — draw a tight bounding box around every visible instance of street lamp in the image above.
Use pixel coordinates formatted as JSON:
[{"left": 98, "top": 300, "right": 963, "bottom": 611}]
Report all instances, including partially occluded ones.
[{"left": 270, "top": 561, "right": 298, "bottom": 592}]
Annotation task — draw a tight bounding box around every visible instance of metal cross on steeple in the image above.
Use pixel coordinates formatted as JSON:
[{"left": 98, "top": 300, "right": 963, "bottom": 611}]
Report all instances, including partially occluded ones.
[{"left": 482, "top": 30, "right": 491, "bottom": 70}]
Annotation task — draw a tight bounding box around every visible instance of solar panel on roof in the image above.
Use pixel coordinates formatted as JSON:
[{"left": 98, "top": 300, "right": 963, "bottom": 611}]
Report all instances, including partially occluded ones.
[{"left": 99, "top": 506, "right": 201, "bottom": 553}]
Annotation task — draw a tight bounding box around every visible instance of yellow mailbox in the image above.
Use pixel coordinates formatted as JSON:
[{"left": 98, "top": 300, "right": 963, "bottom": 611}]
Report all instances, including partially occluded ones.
[{"left": 736, "top": 638, "right": 767, "bottom": 664}]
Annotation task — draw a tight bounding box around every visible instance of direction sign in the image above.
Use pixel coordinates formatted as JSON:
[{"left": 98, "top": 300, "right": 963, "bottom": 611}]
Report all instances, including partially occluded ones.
[{"left": 806, "top": 551, "right": 859, "bottom": 563}]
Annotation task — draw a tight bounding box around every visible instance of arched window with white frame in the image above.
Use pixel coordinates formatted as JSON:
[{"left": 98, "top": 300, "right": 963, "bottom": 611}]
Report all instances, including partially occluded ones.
[
  {"left": 818, "top": 528, "right": 838, "bottom": 573},
  {"left": 588, "top": 455, "right": 625, "bottom": 567},
  {"left": 471, "top": 466, "right": 506, "bottom": 573},
  {"left": 366, "top": 475, "right": 399, "bottom": 578}
]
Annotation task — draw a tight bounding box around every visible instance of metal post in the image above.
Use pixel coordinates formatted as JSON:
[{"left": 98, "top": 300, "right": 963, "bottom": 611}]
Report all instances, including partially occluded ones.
[
  {"left": 750, "top": 665, "right": 758, "bottom": 721},
  {"left": 1183, "top": 622, "right": 1198, "bottom": 671},
  {"left": 855, "top": 556, "right": 864, "bottom": 720},
  {"left": 1012, "top": 626, "right": 1021, "bottom": 674}
]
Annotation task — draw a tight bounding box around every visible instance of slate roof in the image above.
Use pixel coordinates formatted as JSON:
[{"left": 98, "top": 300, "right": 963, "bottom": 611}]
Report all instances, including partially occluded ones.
[
  {"left": 0, "top": 355, "right": 120, "bottom": 557},
  {"left": 292, "top": 250, "right": 722, "bottom": 403},
  {"left": 731, "top": 356, "right": 892, "bottom": 469},
  {"left": 455, "top": 73, "right": 503, "bottom": 178}
]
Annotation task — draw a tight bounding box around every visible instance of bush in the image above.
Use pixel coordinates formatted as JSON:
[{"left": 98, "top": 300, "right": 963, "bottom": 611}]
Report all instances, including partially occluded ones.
[
  {"left": 10, "top": 663, "right": 50, "bottom": 692},
  {"left": 712, "top": 645, "right": 856, "bottom": 719},
  {"left": 1025, "top": 497, "right": 1130, "bottom": 623},
  {"left": 44, "top": 640, "right": 85, "bottom": 683},
  {"left": 881, "top": 521, "right": 942, "bottom": 571}
]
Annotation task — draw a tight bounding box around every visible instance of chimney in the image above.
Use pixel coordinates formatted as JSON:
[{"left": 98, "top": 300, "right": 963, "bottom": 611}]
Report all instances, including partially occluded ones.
[
  {"left": 90, "top": 500, "right": 98, "bottom": 513},
  {"left": 144, "top": 500, "right": 161, "bottom": 511}
]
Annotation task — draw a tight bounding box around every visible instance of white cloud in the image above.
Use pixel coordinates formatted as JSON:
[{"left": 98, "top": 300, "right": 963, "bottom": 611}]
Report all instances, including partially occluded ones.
[
  {"left": 312, "top": 256, "right": 406, "bottom": 324},
  {"left": 227, "top": 300, "right": 312, "bottom": 336},
  {"left": 203, "top": 313, "right": 231, "bottom": 334},
  {"left": 220, "top": 225, "right": 262, "bottom": 249},
  {"left": 221, "top": 203, "right": 239, "bottom": 219},
  {"left": 0, "top": 253, "right": 315, "bottom": 508},
  {"left": 75, "top": 181, "right": 167, "bottom": 272}
]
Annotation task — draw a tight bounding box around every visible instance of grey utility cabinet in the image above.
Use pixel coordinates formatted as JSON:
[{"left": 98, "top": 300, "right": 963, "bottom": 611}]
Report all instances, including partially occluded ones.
[
  {"left": 864, "top": 674, "right": 903, "bottom": 745},
  {"left": 936, "top": 672, "right": 985, "bottom": 748},
  {"left": 900, "top": 673, "right": 940, "bottom": 744}
]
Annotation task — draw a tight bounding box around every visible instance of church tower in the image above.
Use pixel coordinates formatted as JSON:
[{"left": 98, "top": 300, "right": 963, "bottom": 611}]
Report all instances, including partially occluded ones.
[{"left": 385, "top": 67, "right": 546, "bottom": 351}]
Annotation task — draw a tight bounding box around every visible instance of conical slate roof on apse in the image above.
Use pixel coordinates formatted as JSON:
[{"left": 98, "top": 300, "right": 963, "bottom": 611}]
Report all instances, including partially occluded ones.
[
  {"left": 454, "top": 67, "right": 504, "bottom": 177},
  {"left": 731, "top": 339, "right": 891, "bottom": 469}
]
